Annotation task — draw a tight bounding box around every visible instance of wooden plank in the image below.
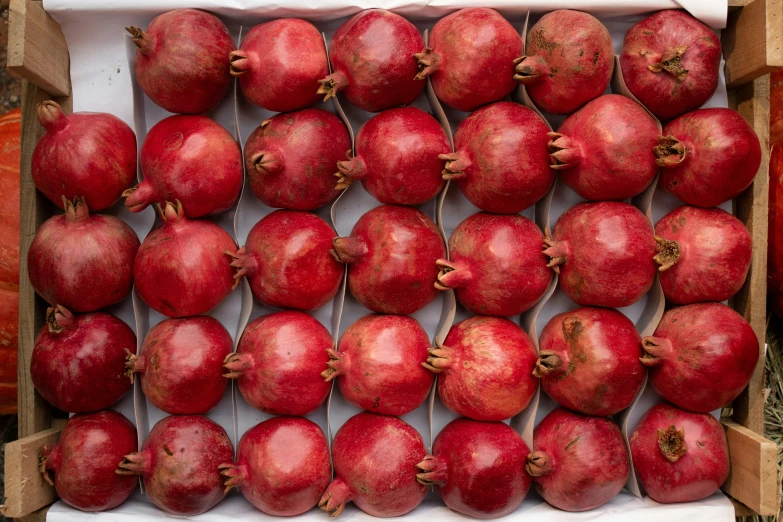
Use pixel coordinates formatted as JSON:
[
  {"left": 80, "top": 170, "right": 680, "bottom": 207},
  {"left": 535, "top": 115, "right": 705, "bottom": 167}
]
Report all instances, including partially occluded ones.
[
  {"left": 728, "top": 0, "right": 754, "bottom": 7},
  {"left": 0, "top": 428, "right": 60, "bottom": 519},
  {"left": 723, "top": 0, "right": 783, "bottom": 87},
  {"left": 16, "top": 507, "right": 49, "bottom": 522},
  {"left": 729, "top": 497, "right": 757, "bottom": 517}
]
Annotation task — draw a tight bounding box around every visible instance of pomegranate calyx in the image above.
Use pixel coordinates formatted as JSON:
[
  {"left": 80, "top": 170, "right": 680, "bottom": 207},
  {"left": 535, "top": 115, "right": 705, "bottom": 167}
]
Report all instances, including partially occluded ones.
[
  {"left": 123, "top": 182, "right": 156, "bottom": 214},
  {"left": 657, "top": 425, "right": 687, "bottom": 463},
  {"left": 251, "top": 150, "right": 283, "bottom": 175},
  {"left": 525, "top": 451, "right": 553, "bottom": 477},
  {"left": 648, "top": 46, "right": 689, "bottom": 82},
  {"left": 125, "top": 26, "right": 154, "bottom": 55},
  {"left": 156, "top": 200, "right": 186, "bottom": 223},
  {"left": 547, "top": 132, "right": 581, "bottom": 170},
  {"left": 39, "top": 444, "right": 59, "bottom": 486},
  {"left": 318, "top": 477, "right": 352, "bottom": 518},
  {"left": 513, "top": 55, "right": 549, "bottom": 84},
  {"left": 533, "top": 350, "right": 564, "bottom": 378},
  {"left": 36, "top": 101, "right": 67, "bottom": 132},
  {"left": 321, "top": 346, "right": 344, "bottom": 382},
  {"left": 63, "top": 196, "right": 90, "bottom": 224},
  {"left": 440, "top": 151, "right": 471, "bottom": 181},
  {"left": 46, "top": 305, "right": 74, "bottom": 334},
  {"left": 330, "top": 236, "right": 368, "bottom": 264},
  {"left": 225, "top": 247, "right": 258, "bottom": 289},
  {"left": 414, "top": 47, "right": 441, "bottom": 81},
  {"left": 640, "top": 336, "right": 670, "bottom": 367},
  {"left": 229, "top": 50, "right": 250, "bottom": 77},
  {"left": 317, "top": 71, "right": 348, "bottom": 102},
  {"left": 422, "top": 345, "right": 454, "bottom": 373},
  {"left": 434, "top": 259, "right": 472, "bottom": 291},
  {"left": 124, "top": 349, "right": 144, "bottom": 383},
  {"left": 218, "top": 462, "right": 248, "bottom": 493},
  {"left": 335, "top": 153, "right": 366, "bottom": 190},
  {"left": 654, "top": 236, "right": 681, "bottom": 271},
  {"left": 542, "top": 237, "right": 568, "bottom": 274},
  {"left": 654, "top": 135, "right": 687, "bottom": 168},
  {"left": 415, "top": 455, "right": 448, "bottom": 486},
  {"left": 223, "top": 352, "right": 254, "bottom": 379},
  {"left": 116, "top": 450, "right": 149, "bottom": 476}
]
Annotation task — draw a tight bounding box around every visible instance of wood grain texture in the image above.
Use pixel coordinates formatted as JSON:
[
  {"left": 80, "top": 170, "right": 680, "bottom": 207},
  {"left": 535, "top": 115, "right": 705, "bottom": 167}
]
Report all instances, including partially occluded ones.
[
  {"left": 16, "top": 507, "right": 49, "bottom": 522},
  {"left": 723, "top": 0, "right": 783, "bottom": 87},
  {"left": 0, "top": 427, "right": 60, "bottom": 519}
]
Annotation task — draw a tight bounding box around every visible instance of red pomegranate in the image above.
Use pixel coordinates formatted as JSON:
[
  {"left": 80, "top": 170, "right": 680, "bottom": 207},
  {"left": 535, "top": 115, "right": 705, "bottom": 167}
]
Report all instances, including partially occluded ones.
[
  {"left": 641, "top": 303, "right": 759, "bottom": 413},
  {"left": 444, "top": 102, "right": 552, "bottom": 214},
  {"left": 417, "top": 418, "right": 531, "bottom": 519},
  {"left": 337, "top": 107, "right": 449, "bottom": 205},
  {"left": 324, "top": 314, "right": 433, "bottom": 416},
  {"left": 545, "top": 202, "right": 657, "bottom": 307},
  {"left": 320, "top": 413, "right": 427, "bottom": 517},
  {"left": 770, "top": 142, "right": 783, "bottom": 317},
  {"left": 225, "top": 311, "right": 331, "bottom": 416}
]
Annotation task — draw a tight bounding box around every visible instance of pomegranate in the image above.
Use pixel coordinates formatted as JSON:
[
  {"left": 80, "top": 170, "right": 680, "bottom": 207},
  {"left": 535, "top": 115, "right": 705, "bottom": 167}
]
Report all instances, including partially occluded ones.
[
  {"left": 318, "top": 9, "right": 424, "bottom": 112},
  {"left": 231, "top": 19, "right": 328, "bottom": 112},
  {"left": 323, "top": 314, "right": 433, "bottom": 415},
  {"left": 127, "top": 9, "right": 233, "bottom": 114},
  {"left": 641, "top": 303, "right": 759, "bottom": 413},
  {"left": 124, "top": 115, "right": 242, "bottom": 218},
  {"left": 630, "top": 403, "right": 730, "bottom": 503},
  {"left": 134, "top": 201, "right": 237, "bottom": 317},
  {"left": 40, "top": 411, "right": 137, "bottom": 512},
  {"left": 770, "top": 142, "right": 783, "bottom": 317},
  {"left": 126, "top": 316, "right": 232, "bottom": 414},
  {"left": 515, "top": 10, "right": 613, "bottom": 115},
  {"left": 336, "top": 107, "right": 449, "bottom": 205},
  {"left": 243, "top": 110, "right": 349, "bottom": 210},
  {"left": 32, "top": 101, "right": 136, "bottom": 211},
  {"left": 536, "top": 307, "right": 644, "bottom": 416},
  {"left": 527, "top": 408, "right": 629, "bottom": 511},
  {"left": 436, "top": 212, "right": 552, "bottom": 317},
  {"left": 28, "top": 197, "right": 138, "bottom": 312},
  {"left": 545, "top": 202, "right": 657, "bottom": 307},
  {"left": 549, "top": 95, "right": 660, "bottom": 200},
  {"left": 620, "top": 10, "right": 721, "bottom": 120},
  {"left": 220, "top": 417, "right": 331, "bottom": 516},
  {"left": 416, "top": 8, "right": 520, "bottom": 111},
  {"left": 417, "top": 418, "right": 531, "bottom": 519},
  {"left": 225, "top": 311, "right": 331, "bottom": 416},
  {"left": 118, "top": 415, "right": 233, "bottom": 516},
  {"left": 656, "top": 108, "right": 761, "bottom": 207},
  {"left": 443, "top": 102, "right": 552, "bottom": 214},
  {"left": 31, "top": 306, "right": 135, "bottom": 413},
  {"left": 319, "top": 413, "right": 427, "bottom": 517},
  {"left": 231, "top": 210, "right": 342, "bottom": 311},
  {"left": 426, "top": 316, "right": 537, "bottom": 421}
]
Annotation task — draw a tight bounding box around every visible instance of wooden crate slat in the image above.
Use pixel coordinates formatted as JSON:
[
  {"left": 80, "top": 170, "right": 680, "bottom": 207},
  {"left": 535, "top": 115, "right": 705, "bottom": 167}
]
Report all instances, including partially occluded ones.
[
  {"left": 0, "top": 427, "right": 60, "bottom": 519},
  {"left": 723, "top": 0, "right": 783, "bottom": 87}
]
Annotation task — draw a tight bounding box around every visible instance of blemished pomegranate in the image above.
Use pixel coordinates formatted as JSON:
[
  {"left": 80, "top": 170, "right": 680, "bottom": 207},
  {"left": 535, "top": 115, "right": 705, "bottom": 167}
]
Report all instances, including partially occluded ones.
[
  {"left": 127, "top": 9, "right": 234, "bottom": 114},
  {"left": 416, "top": 8, "right": 520, "bottom": 111},
  {"left": 220, "top": 417, "right": 331, "bottom": 516},
  {"left": 243, "top": 110, "right": 349, "bottom": 210},
  {"left": 225, "top": 311, "right": 331, "bottom": 416},
  {"left": 117, "top": 415, "right": 233, "bottom": 516},
  {"left": 323, "top": 314, "right": 433, "bottom": 416},
  {"left": 319, "top": 413, "right": 427, "bottom": 517},
  {"left": 515, "top": 10, "right": 613, "bottom": 115},
  {"left": 124, "top": 115, "right": 242, "bottom": 218},
  {"left": 536, "top": 307, "right": 644, "bottom": 416},
  {"left": 527, "top": 408, "right": 629, "bottom": 511},
  {"left": 641, "top": 303, "right": 759, "bottom": 413},
  {"left": 444, "top": 102, "right": 552, "bottom": 214},
  {"left": 126, "top": 316, "right": 232, "bottom": 414},
  {"left": 438, "top": 212, "right": 551, "bottom": 316},
  {"left": 31, "top": 306, "right": 135, "bottom": 413},
  {"left": 545, "top": 202, "right": 657, "bottom": 307},
  {"left": 134, "top": 201, "right": 237, "bottom": 317},
  {"left": 426, "top": 316, "right": 537, "bottom": 421},
  {"left": 332, "top": 205, "right": 445, "bottom": 314},
  {"left": 417, "top": 418, "right": 531, "bottom": 519},
  {"left": 549, "top": 95, "right": 660, "bottom": 200},
  {"left": 657, "top": 108, "right": 762, "bottom": 207},
  {"left": 620, "top": 10, "right": 721, "bottom": 120},
  {"left": 32, "top": 101, "right": 136, "bottom": 211},
  {"left": 318, "top": 9, "right": 424, "bottom": 112},
  {"left": 231, "top": 19, "right": 328, "bottom": 112},
  {"left": 231, "top": 210, "right": 342, "bottom": 311},
  {"left": 336, "top": 107, "right": 449, "bottom": 205},
  {"left": 28, "top": 197, "right": 139, "bottom": 313},
  {"left": 630, "top": 403, "right": 730, "bottom": 503}
]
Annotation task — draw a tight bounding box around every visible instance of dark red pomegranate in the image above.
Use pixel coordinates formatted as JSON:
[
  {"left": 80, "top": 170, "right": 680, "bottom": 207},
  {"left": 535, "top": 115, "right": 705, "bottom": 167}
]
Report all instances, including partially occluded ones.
[
  {"left": 118, "top": 415, "right": 233, "bottom": 516},
  {"left": 515, "top": 10, "right": 613, "bottom": 115},
  {"left": 527, "top": 408, "right": 629, "bottom": 511},
  {"left": 545, "top": 202, "right": 657, "bottom": 307},
  {"left": 124, "top": 115, "right": 242, "bottom": 218},
  {"left": 549, "top": 95, "right": 659, "bottom": 200},
  {"left": 231, "top": 210, "right": 342, "bottom": 311},
  {"left": 332, "top": 205, "right": 445, "bottom": 314},
  {"left": 28, "top": 197, "right": 139, "bottom": 312},
  {"left": 630, "top": 403, "right": 729, "bottom": 503},
  {"left": 656, "top": 108, "right": 761, "bottom": 207},
  {"left": 426, "top": 316, "right": 537, "bottom": 421},
  {"left": 127, "top": 9, "right": 233, "bottom": 114},
  {"left": 417, "top": 418, "right": 531, "bottom": 519},
  {"left": 319, "top": 413, "right": 427, "bottom": 517},
  {"left": 31, "top": 306, "right": 135, "bottom": 413},
  {"left": 443, "top": 102, "right": 552, "bottom": 214},
  {"left": 319, "top": 9, "right": 424, "bottom": 112},
  {"left": 243, "top": 110, "right": 349, "bottom": 210},
  {"left": 337, "top": 107, "right": 449, "bottom": 205},
  {"left": 416, "top": 8, "right": 520, "bottom": 111},
  {"left": 32, "top": 101, "right": 136, "bottom": 211},
  {"left": 225, "top": 311, "right": 331, "bottom": 416},
  {"left": 641, "top": 303, "right": 759, "bottom": 413},
  {"left": 126, "top": 316, "right": 232, "bottom": 414},
  {"left": 323, "top": 314, "right": 433, "bottom": 415},
  {"left": 231, "top": 19, "right": 328, "bottom": 112}
]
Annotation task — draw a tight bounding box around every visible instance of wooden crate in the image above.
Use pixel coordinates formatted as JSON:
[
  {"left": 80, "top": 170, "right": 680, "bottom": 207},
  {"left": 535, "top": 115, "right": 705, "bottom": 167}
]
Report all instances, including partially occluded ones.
[{"left": 2, "top": 0, "right": 781, "bottom": 520}]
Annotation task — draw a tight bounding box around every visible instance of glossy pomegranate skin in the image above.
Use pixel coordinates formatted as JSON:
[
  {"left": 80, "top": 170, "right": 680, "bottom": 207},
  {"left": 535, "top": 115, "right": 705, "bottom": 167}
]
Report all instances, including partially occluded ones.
[{"left": 769, "top": 142, "right": 783, "bottom": 317}]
